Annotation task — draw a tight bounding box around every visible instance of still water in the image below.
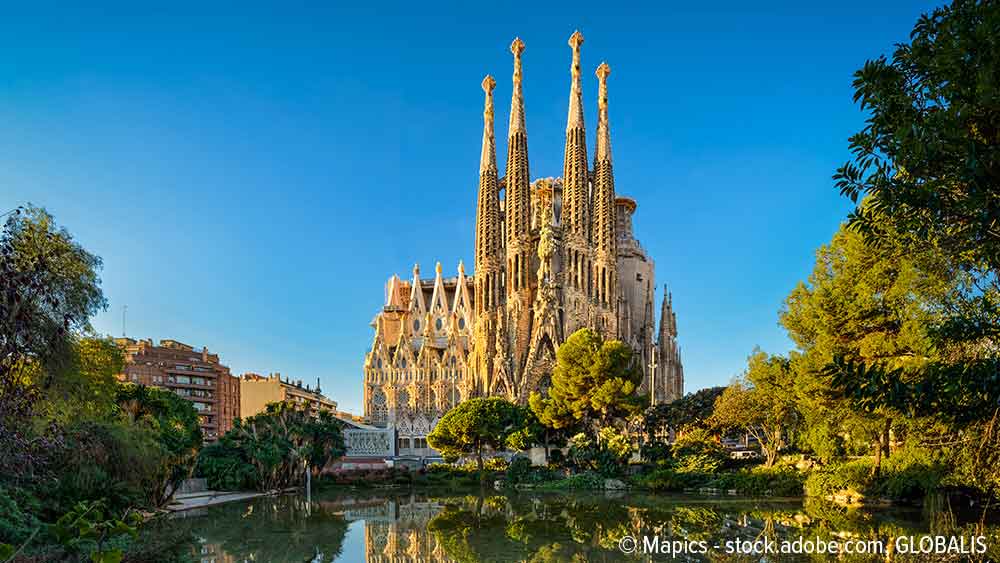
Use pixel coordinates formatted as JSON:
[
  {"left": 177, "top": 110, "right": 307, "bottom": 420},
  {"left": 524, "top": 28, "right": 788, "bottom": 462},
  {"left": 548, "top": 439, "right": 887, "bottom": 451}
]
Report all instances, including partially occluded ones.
[{"left": 175, "top": 489, "right": 998, "bottom": 562}]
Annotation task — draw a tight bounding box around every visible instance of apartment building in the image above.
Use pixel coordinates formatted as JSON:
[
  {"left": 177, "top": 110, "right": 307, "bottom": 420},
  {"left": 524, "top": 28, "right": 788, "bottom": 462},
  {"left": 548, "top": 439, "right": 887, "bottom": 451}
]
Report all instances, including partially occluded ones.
[
  {"left": 115, "top": 338, "right": 240, "bottom": 441},
  {"left": 240, "top": 372, "right": 336, "bottom": 419}
]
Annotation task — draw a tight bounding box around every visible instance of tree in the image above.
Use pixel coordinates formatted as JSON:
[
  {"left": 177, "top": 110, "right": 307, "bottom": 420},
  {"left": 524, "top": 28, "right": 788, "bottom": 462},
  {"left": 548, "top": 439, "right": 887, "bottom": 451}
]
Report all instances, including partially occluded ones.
[
  {"left": 710, "top": 350, "right": 797, "bottom": 467},
  {"left": 780, "top": 225, "right": 960, "bottom": 474},
  {"left": 115, "top": 384, "right": 202, "bottom": 506},
  {"left": 831, "top": 0, "right": 1000, "bottom": 429},
  {"left": 834, "top": 0, "right": 1000, "bottom": 273},
  {"left": 201, "top": 402, "right": 346, "bottom": 492},
  {"left": 644, "top": 386, "right": 726, "bottom": 437},
  {"left": 427, "top": 397, "right": 528, "bottom": 482},
  {"left": 529, "top": 328, "right": 642, "bottom": 442},
  {"left": 0, "top": 206, "right": 107, "bottom": 483}
]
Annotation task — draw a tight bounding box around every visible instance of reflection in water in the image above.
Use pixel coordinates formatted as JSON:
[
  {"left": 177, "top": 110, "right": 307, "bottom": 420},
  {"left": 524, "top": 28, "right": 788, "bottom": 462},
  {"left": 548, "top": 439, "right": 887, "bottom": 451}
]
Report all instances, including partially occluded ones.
[{"left": 183, "top": 491, "right": 999, "bottom": 562}]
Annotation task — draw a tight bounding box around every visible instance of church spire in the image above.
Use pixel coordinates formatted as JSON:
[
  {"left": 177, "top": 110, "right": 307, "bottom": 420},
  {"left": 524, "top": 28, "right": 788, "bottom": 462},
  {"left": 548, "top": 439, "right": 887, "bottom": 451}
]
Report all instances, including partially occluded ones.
[
  {"left": 479, "top": 75, "right": 497, "bottom": 174},
  {"left": 592, "top": 61, "right": 617, "bottom": 307},
  {"left": 505, "top": 37, "right": 532, "bottom": 295},
  {"left": 594, "top": 62, "right": 612, "bottom": 165},
  {"left": 474, "top": 75, "right": 503, "bottom": 315},
  {"left": 561, "top": 30, "right": 590, "bottom": 240}
]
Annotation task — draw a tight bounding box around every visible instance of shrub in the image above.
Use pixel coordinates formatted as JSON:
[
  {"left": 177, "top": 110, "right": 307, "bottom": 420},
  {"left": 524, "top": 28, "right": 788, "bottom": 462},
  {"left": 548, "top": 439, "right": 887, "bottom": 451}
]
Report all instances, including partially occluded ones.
[
  {"left": 504, "top": 457, "right": 559, "bottom": 486},
  {"left": 195, "top": 441, "right": 257, "bottom": 491},
  {"left": 803, "top": 460, "right": 873, "bottom": 498},
  {"left": 706, "top": 467, "right": 805, "bottom": 496},
  {"left": 538, "top": 471, "right": 605, "bottom": 491},
  {"left": 634, "top": 468, "right": 711, "bottom": 492},
  {"left": 671, "top": 429, "right": 728, "bottom": 473},
  {"left": 0, "top": 486, "right": 41, "bottom": 546}
]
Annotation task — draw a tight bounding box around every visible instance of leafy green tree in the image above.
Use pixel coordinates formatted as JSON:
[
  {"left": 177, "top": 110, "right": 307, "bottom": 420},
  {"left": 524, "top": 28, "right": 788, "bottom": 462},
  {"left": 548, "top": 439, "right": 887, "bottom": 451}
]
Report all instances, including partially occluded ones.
[
  {"left": 670, "top": 428, "right": 729, "bottom": 473},
  {"left": 427, "top": 397, "right": 528, "bottom": 481},
  {"left": 199, "top": 402, "right": 346, "bottom": 492},
  {"left": 529, "top": 328, "right": 642, "bottom": 442},
  {"left": 644, "top": 386, "right": 725, "bottom": 437},
  {"left": 710, "top": 350, "right": 797, "bottom": 467},
  {"left": 36, "top": 336, "right": 123, "bottom": 425},
  {"left": 0, "top": 206, "right": 107, "bottom": 482},
  {"left": 115, "top": 384, "right": 202, "bottom": 506},
  {"left": 834, "top": 0, "right": 1000, "bottom": 273},
  {"left": 780, "top": 226, "right": 960, "bottom": 473},
  {"left": 832, "top": 0, "right": 1000, "bottom": 425}
]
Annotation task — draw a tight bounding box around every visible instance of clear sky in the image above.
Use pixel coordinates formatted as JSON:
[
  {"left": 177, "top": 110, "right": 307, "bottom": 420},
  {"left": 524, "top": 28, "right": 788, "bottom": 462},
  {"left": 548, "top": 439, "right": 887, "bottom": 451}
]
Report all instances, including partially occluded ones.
[{"left": 2, "top": 1, "right": 940, "bottom": 413}]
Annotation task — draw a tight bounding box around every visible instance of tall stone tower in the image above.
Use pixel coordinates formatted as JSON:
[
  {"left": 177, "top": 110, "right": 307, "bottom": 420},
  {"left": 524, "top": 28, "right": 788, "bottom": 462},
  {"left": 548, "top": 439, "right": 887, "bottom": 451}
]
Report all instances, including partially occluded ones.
[
  {"left": 560, "top": 31, "right": 592, "bottom": 338},
  {"left": 591, "top": 61, "right": 618, "bottom": 338},
  {"left": 503, "top": 38, "right": 534, "bottom": 395},
  {"left": 471, "top": 75, "right": 505, "bottom": 399}
]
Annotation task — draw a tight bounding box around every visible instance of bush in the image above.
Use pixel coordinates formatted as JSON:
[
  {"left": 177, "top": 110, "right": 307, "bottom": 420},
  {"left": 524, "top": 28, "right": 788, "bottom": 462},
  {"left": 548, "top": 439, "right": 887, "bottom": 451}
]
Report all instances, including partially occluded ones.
[
  {"left": 706, "top": 467, "right": 805, "bottom": 496},
  {"left": 633, "top": 468, "right": 710, "bottom": 492},
  {"left": 195, "top": 441, "right": 257, "bottom": 491},
  {"left": 671, "top": 429, "right": 728, "bottom": 473},
  {"left": 504, "top": 457, "right": 559, "bottom": 486},
  {"left": 0, "top": 486, "right": 41, "bottom": 546},
  {"left": 537, "top": 471, "right": 605, "bottom": 491}
]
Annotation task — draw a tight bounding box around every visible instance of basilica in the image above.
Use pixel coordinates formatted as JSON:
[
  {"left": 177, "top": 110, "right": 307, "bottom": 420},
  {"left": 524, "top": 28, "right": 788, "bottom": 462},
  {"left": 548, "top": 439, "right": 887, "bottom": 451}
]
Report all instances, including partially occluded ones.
[{"left": 362, "top": 32, "right": 684, "bottom": 454}]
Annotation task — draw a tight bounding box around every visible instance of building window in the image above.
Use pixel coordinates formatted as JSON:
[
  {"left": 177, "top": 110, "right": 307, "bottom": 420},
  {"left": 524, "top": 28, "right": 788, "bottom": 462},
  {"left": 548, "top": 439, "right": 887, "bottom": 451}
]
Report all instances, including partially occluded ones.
[
  {"left": 435, "top": 318, "right": 443, "bottom": 331},
  {"left": 458, "top": 317, "right": 465, "bottom": 329},
  {"left": 413, "top": 319, "right": 420, "bottom": 331},
  {"left": 398, "top": 437, "right": 411, "bottom": 450}
]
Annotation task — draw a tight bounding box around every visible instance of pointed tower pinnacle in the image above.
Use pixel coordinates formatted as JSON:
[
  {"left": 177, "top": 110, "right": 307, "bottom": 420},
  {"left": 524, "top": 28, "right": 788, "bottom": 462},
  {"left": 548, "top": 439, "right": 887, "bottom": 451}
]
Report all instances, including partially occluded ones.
[
  {"left": 475, "top": 75, "right": 504, "bottom": 315},
  {"left": 479, "top": 75, "right": 497, "bottom": 174},
  {"left": 566, "top": 31, "right": 585, "bottom": 131},
  {"left": 561, "top": 30, "right": 591, "bottom": 303},
  {"left": 508, "top": 38, "right": 526, "bottom": 135},
  {"left": 594, "top": 62, "right": 612, "bottom": 164},
  {"left": 591, "top": 62, "right": 617, "bottom": 309},
  {"left": 505, "top": 37, "right": 532, "bottom": 297}
]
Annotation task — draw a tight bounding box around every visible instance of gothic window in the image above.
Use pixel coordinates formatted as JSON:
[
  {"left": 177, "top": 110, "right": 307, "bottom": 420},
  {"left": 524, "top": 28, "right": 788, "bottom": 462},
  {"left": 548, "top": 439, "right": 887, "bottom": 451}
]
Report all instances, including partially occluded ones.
[
  {"left": 458, "top": 317, "right": 465, "bottom": 329},
  {"left": 400, "top": 359, "right": 407, "bottom": 369},
  {"left": 413, "top": 319, "right": 420, "bottom": 331},
  {"left": 435, "top": 318, "right": 443, "bottom": 331},
  {"left": 397, "top": 389, "right": 410, "bottom": 411},
  {"left": 371, "top": 389, "right": 388, "bottom": 425}
]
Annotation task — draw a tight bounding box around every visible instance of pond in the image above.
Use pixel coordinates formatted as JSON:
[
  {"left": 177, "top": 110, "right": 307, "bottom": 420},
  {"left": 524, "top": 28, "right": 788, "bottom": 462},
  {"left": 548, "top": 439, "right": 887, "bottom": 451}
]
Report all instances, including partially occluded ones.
[{"left": 173, "top": 489, "right": 999, "bottom": 562}]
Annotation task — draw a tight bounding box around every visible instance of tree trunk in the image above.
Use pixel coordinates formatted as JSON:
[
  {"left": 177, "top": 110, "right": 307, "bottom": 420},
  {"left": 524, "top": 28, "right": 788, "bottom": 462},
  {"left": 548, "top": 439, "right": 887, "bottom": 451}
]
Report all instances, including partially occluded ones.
[
  {"left": 881, "top": 418, "right": 892, "bottom": 460},
  {"left": 477, "top": 444, "right": 485, "bottom": 484},
  {"left": 870, "top": 438, "right": 882, "bottom": 478}
]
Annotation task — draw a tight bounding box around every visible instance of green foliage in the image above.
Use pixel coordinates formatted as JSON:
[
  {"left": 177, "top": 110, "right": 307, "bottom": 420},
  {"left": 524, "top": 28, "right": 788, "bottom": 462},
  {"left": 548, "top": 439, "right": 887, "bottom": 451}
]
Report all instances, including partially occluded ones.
[
  {"left": 710, "top": 350, "right": 797, "bottom": 467},
  {"left": 49, "top": 499, "right": 141, "bottom": 563},
  {"left": 643, "top": 386, "right": 725, "bottom": 437},
  {"left": 830, "top": 0, "right": 1000, "bottom": 449},
  {"left": 529, "top": 328, "right": 642, "bottom": 436},
  {"left": 670, "top": 429, "right": 728, "bottom": 474},
  {"left": 34, "top": 336, "right": 123, "bottom": 426},
  {"left": 194, "top": 441, "right": 257, "bottom": 491},
  {"left": 48, "top": 419, "right": 170, "bottom": 516},
  {"left": 705, "top": 467, "right": 805, "bottom": 497},
  {"left": 633, "top": 468, "right": 709, "bottom": 492},
  {"left": 834, "top": 0, "right": 1000, "bottom": 273},
  {"left": 196, "top": 402, "right": 346, "bottom": 492},
  {"left": 114, "top": 384, "right": 202, "bottom": 507},
  {"left": 427, "top": 397, "right": 530, "bottom": 480},
  {"left": 535, "top": 471, "right": 605, "bottom": 491},
  {"left": 0, "top": 486, "right": 41, "bottom": 546}
]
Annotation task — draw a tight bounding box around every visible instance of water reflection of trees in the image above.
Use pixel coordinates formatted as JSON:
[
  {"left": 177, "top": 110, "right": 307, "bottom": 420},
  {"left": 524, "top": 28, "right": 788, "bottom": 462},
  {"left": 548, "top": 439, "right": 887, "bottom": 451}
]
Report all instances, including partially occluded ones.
[
  {"left": 191, "top": 495, "right": 349, "bottom": 562},
  {"left": 184, "top": 491, "right": 998, "bottom": 562}
]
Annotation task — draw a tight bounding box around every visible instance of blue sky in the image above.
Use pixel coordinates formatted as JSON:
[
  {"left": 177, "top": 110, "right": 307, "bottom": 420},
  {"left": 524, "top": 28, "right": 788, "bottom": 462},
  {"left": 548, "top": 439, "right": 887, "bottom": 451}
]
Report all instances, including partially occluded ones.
[{"left": 2, "top": 1, "right": 939, "bottom": 413}]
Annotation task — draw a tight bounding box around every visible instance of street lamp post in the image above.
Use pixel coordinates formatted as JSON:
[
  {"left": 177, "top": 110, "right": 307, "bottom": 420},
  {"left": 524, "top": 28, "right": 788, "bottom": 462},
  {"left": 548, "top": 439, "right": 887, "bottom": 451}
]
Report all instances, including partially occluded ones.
[{"left": 648, "top": 345, "right": 658, "bottom": 408}]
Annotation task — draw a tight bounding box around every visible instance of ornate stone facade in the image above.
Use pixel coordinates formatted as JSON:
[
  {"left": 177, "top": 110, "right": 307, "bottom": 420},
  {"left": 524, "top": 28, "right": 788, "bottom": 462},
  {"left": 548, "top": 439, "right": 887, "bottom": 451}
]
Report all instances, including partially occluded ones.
[{"left": 363, "top": 32, "right": 684, "bottom": 449}]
